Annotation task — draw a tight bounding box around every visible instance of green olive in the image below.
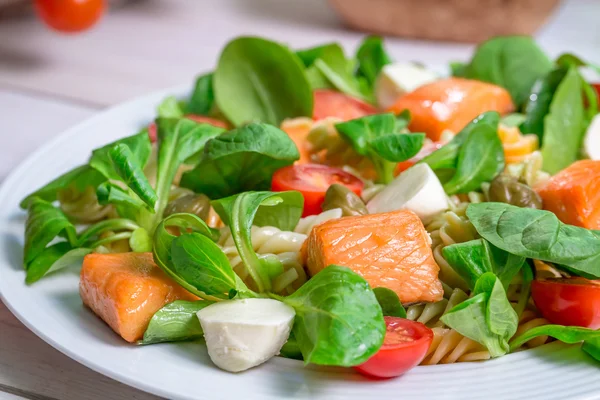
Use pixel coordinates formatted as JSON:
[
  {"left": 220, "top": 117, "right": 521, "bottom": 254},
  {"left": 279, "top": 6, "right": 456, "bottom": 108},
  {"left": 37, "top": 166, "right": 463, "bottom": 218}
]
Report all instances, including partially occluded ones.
[
  {"left": 488, "top": 175, "right": 543, "bottom": 209},
  {"left": 164, "top": 193, "right": 211, "bottom": 219},
  {"left": 322, "top": 184, "right": 368, "bottom": 216}
]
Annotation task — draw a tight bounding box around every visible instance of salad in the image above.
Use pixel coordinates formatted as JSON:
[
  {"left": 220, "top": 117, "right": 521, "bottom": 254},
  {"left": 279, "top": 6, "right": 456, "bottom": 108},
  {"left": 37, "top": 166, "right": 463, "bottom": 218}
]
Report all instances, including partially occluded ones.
[{"left": 20, "top": 35, "right": 600, "bottom": 377}]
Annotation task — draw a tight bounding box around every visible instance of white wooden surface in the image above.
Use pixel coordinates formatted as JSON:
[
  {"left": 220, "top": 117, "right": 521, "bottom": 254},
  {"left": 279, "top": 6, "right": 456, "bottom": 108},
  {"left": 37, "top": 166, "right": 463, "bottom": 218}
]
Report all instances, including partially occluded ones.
[
  {"left": 0, "top": 0, "right": 599, "bottom": 106},
  {"left": 0, "top": 0, "right": 599, "bottom": 398}
]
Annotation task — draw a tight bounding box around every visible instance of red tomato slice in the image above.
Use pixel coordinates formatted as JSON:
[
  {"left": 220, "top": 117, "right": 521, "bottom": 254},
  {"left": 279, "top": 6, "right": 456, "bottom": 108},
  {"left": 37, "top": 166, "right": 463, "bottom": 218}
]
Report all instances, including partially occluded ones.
[
  {"left": 531, "top": 278, "right": 600, "bottom": 329},
  {"left": 394, "top": 141, "right": 443, "bottom": 176},
  {"left": 355, "top": 317, "right": 433, "bottom": 379},
  {"left": 34, "top": 0, "right": 105, "bottom": 33},
  {"left": 313, "top": 90, "right": 378, "bottom": 121},
  {"left": 271, "top": 164, "right": 364, "bottom": 217},
  {"left": 148, "top": 115, "right": 229, "bottom": 142}
]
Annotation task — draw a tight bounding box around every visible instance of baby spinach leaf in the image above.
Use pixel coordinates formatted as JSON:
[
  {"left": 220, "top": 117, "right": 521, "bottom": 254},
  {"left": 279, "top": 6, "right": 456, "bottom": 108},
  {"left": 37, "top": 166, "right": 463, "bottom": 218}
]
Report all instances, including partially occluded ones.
[
  {"left": 461, "top": 36, "right": 553, "bottom": 107},
  {"left": 153, "top": 213, "right": 229, "bottom": 301},
  {"left": 24, "top": 198, "right": 77, "bottom": 268},
  {"left": 312, "top": 45, "right": 371, "bottom": 102},
  {"left": 582, "top": 337, "right": 600, "bottom": 362},
  {"left": 108, "top": 144, "right": 157, "bottom": 209},
  {"left": 157, "top": 96, "right": 185, "bottom": 118},
  {"left": 96, "top": 182, "right": 148, "bottom": 218},
  {"left": 540, "top": 67, "right": 586, "bottom": 174},
  {"left": 171, "top": 232, "right": 238, "bottom": 298},
  {"left": 279, "top": 332, "right": 303, "bottom": 360},
  {"left": 441, "top": 273, "right": 518, "bottom": 357},
  {"left": 279, "top": 265, "right": 385, "bottom": 366},
  {"left": 141, "top": 300, "right": 212, "bottom": 345},
  {"left": 214, "top": 36, "right": 313, "bottom": 126},
  {"left": 443, "top": 239, "right": 525, "bottom": 290},
  {"left": 187, "top": 73, "right": 215, "bottom": 116},
  {"left": 421, "top": 111, "right": 499, "bottom": 171},
  {"left": 212, "top": 191, "right": 303, "bottom": 292},
  {"left": 370, "top": 133, "right": 425, "bottom": 162},
  {"left": 509, "top": 325, "right": 600, "bottom": 354},
  {"left": 373, "top": 287, "right": 406, "bottom": 318},
  {"left": 89, "top": 130, "right": 152, "bottom": 181},
  {"left": 443, "top": 116, "right": 504, "bottom": 194},
  {"left": 20, "top": 165, "right": 105, "bottom": 209},
  {"left": 152, "top": 117, "right": 224, "bottom": 218},
  {"left": 296, "top": 43, "right": 339, "bottom": 67},
  {"left": 355, "top": 36, "right": 392, "bottom": 88},
  {"left": 450, "top": 61, "right": 467, "bottom": 77},
  {"left": 520, "top": 67, "right": 568, "bottom": 141},
  {"left": 500, "top": 113, "right": 526, "bottom": 128},
  {"left": 180, "top": 123, "right": 299, "bottom": 198},
  {"left": 467, "top": 203, "right": 600, "bottom": 278},
  {"left": 129, "top": 227, "right": 152, "bottom": 253},
  {"left": 26, "top": 243, "right": 91, "bottom": 284},
  {"left": 335, "top": 113, "right": 424, "bottom": 183}
]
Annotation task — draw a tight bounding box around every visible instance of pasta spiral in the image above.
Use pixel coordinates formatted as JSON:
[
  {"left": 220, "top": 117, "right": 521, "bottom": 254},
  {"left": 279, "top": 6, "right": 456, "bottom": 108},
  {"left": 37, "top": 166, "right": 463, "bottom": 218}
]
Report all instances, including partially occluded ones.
[
  {"left": 505, "top": 151, "right": 550, "bottom": 187},
  {"left": 425, "top": 203, "right": 476, "bottom": 291},
  {"left": 58, "top": 186, "right": 113, "bottom": 223},
  {"left": 218, "top": 209, "right": 342, "bottom": 294},
  {"left": 219, "top": 226, "right": 308, "bottom": 294}
]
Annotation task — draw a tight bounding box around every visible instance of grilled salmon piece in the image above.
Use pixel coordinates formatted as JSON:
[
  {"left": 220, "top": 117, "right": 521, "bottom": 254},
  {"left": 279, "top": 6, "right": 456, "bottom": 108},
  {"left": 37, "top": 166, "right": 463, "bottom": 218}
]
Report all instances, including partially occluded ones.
[
  {"left": 536, "top": 160, "right": 600, "bottom": 229},
  {"left": 388, "top": 78, "right": 515, "bottom": 141},
  {"left": 80, "top": 252, "right": 197, "bottom": 343},
  {"left": 303, "top": 210, "right": 444, "bottom": 303}
]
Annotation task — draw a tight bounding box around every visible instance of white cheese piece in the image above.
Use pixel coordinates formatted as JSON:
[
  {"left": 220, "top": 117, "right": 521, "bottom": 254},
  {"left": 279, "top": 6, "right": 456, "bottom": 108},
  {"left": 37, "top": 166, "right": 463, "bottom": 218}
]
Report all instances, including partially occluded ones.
[
  {"left": 366, "top": 163, "right": 448, "bottom": 223},
  {"left": 197, "top": 298, "right": 295, "bottom": 372},
  {"left": 584, "top": 114, "right": 600, "bottom": 160},
  {"left": 375, "top": 63, "right": 439, "bottom": 109}
]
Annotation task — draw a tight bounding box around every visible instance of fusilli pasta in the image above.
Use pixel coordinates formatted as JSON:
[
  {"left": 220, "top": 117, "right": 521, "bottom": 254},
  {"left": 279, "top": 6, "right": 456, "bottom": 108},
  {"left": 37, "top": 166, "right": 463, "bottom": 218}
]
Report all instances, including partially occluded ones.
[
  {"left": 58, "top": 186, "right": 113, "bottom": 223},
  {"left": 505, "top": 151, "right": 550, "bottom": 187},
  {"left": 425, "top": 203, "right": 476, "bottom": 291},
  {"left": 218, "top": 209, "right": 342, "bottom": 294}
]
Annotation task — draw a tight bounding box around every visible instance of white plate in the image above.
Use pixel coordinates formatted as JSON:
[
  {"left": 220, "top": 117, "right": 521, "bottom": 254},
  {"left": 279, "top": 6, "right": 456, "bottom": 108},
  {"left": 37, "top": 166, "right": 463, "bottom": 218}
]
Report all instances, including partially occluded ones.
[{"left": 1, "top": 85, "right": 599, "bottom": 400}]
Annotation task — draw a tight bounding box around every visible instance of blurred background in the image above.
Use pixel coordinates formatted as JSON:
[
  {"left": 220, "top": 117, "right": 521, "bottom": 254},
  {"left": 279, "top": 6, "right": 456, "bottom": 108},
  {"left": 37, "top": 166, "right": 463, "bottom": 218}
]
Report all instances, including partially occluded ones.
[{"left": 0, "top": 0, "right": 598, "bottom": 107}]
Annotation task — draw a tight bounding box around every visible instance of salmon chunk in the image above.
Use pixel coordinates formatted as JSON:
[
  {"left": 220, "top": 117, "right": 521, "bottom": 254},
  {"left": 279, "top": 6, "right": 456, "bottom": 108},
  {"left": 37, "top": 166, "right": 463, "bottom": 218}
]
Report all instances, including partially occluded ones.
[
  {"left": 536, "top": 160, "right": 600, "bottom": 229},
  {"left": 80, "top": 252, "right": 197, "bottom": 342},
  {"left": 388, "top": 78, "right": 515, "bottom": 141},
  {"left": 303, "top": 210, "right": 444, "bottom": 303}
]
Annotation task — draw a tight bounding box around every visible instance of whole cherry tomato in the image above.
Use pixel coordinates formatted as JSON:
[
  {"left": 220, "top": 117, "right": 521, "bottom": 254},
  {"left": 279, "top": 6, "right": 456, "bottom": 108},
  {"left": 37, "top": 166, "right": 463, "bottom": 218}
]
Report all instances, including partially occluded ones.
[
  {"left": 531, "top": 277, "right": 600, "bottom": 329},
  {"left": 355, "top": 317, "right": 433, "bottom": 379},
  {"left": 34, "top": 0, "right": 106, "bottom": 33}
]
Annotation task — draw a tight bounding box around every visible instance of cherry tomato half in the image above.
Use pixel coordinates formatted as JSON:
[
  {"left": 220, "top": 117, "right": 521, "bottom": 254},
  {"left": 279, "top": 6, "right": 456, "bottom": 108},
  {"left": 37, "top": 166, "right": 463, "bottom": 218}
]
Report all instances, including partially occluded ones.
[
  {"left": 34, "top": 0, "right": 105, "bottom": 33},
  {"left": 148, "top": 115, "right": 229, "bottom": 142},
  {"left": 531, "top": 277, "right": 600, "bottom": 329},
  {"left": 355, "top": 317, "right": 433, "bottom": 379},
  {"left": 313, "top": 89, "right": 378, "bottom": 121},
  {"left": 271, "top": 164, "right": 364, "bottom": 217},
  {"left": 592, "top": 83, "right": 600, "bottom": 100},
  {"left": 394, "top": 141, "right": 443, "bottom": 176}
]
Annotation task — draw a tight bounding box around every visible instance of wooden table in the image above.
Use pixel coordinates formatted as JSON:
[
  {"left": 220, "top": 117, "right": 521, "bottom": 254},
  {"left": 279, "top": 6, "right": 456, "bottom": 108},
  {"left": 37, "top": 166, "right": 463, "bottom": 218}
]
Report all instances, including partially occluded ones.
[{"left": 0, "top": 0, "right": 599, "bottom": 398}]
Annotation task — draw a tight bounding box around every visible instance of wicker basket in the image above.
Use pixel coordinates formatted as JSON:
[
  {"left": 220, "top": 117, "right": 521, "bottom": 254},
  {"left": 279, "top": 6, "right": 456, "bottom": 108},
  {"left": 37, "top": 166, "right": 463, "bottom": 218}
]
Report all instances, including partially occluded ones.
[{"left": 328, "top": 0, "right": 561, "bottom": 43}]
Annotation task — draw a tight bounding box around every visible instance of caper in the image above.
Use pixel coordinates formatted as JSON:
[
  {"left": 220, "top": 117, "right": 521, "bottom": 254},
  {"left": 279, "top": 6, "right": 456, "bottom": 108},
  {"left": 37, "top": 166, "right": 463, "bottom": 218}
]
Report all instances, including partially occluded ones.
[
  {"left": 164, "top": 193, "right": 211, "bottom": 219},
  {"left": 322, "top": 184, "right": 368, "bottom": 216},
  {"left": 488, "top": 175, "right": 543, "bottom": 209}
]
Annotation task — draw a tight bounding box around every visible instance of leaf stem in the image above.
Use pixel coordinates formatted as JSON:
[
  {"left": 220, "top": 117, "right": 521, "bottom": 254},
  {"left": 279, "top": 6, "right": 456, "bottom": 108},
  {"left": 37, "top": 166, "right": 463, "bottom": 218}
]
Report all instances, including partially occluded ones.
[
  {"left": 77, "top": 218, "right": 139, "bottom": 246},
  {"left": 87, "top": 232, "right": 133, "bottom": 249}
]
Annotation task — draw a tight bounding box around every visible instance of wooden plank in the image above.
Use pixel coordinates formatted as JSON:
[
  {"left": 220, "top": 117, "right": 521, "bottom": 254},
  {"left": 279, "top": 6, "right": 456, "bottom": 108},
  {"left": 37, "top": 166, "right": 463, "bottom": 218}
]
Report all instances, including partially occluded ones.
[{"left": 0, "top": 301, "right": 163, "bottom": 400}]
